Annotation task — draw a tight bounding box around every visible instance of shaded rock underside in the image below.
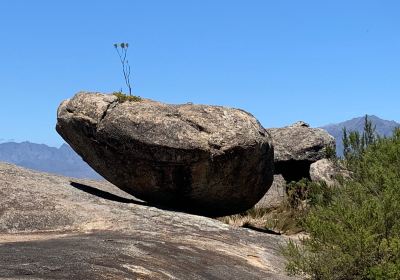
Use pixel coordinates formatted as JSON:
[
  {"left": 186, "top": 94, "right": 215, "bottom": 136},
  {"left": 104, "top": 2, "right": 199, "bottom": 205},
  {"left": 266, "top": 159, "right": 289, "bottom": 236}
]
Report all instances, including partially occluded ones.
[{"left": 274, "top": 160, "right": 312, "bottom": 182}]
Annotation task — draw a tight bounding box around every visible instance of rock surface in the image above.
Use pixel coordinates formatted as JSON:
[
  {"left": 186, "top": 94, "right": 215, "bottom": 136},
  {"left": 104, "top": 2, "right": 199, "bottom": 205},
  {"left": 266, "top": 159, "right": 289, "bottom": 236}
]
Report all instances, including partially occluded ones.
[
  {"left": 255, "top": 175, "right": 287, "bottom": 209},
  {"left": 0, "top": 162, "right": 298, "bottom": 280},
  {"left": 268, "top": 121, "right": 335, "bottom": 182},
  {"left": 56, "top": 92, "right": 274, "bottom": 216},
  {"left": 309, "top": 159, "right": 338, "bottom": 186},
  {"left": 269, "top": 121, "right": 335, "bottom": 163}
]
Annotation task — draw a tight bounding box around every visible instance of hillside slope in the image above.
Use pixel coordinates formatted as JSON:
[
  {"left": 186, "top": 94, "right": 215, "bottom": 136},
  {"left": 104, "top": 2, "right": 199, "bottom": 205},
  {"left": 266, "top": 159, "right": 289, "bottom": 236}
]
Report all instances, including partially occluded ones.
[{"left": 0, "top": 162, "right": 297, "bottom": 280}]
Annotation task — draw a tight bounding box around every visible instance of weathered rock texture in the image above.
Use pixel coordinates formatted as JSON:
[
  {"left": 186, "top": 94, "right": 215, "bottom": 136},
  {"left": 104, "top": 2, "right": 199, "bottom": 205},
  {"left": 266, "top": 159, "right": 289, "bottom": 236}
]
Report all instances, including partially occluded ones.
[
  {"left": 0, "top": 162, "right": 298, "bottom": 280},
  {"left": 56, "top": 92, "right": 274, "bottom": 216},
  {"left": 309, "top": 159, "right": 338, "bottom": 186},
  {"left": 268, "top": 121, "right": 335, "bottom": 182},
  {"left": 255, "top": 175, "right": 287, "bottom": 209}
]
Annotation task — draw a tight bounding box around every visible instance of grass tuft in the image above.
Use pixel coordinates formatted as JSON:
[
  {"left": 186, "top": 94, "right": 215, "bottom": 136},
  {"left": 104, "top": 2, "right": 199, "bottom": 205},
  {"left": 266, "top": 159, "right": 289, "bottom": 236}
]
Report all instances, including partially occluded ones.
[{"left": 113, "top": 92, "right": 142, "bottom": 103}]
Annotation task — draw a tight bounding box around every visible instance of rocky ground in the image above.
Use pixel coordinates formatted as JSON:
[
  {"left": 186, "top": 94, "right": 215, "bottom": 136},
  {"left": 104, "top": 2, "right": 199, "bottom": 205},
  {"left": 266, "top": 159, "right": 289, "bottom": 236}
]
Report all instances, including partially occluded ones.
[{"left": 0, "top": 162, "right": 299, "bottom": 279}]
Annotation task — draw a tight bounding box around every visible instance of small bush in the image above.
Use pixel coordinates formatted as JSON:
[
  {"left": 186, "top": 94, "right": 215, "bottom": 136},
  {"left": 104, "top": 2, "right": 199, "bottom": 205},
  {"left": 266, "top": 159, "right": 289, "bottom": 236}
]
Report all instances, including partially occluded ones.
[
  {"left": 324, "top": 144, "right": 337, "bottom": 160},
  {"left": 286, "top": 178, "right": 312, "bottom": 209},
  {"left": 286, "top": 178, "right": 335, "bottom": 209},
  {"left": 113, "top": 92, "right": 142, "bottom": 103}
]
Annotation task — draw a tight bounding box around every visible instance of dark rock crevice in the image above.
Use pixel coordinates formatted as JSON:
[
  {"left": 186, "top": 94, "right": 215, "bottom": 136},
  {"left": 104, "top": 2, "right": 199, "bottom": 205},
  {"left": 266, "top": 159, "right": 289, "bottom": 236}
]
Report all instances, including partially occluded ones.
[
  {"left": 182, "top": 118, "right": 208, "bottom": 133},
  {"left": 274, "top": 160, "right": 312, "bottom": 183},
  {"left": 166, "top": 111, "right": 209, "bottom": 133},
  {"left": 98, "top": 100, "right": 118, "bottom": 124}
]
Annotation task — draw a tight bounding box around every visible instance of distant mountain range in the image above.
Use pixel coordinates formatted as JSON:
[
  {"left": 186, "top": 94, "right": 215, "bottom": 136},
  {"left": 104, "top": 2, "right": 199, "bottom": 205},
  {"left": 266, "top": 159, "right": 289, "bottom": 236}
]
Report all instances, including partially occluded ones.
[
  {"left": 0, "top": 142, "right": 101, "bottom": 179},
  {"left": 0, "top": 115, "right": 398, "bottom": 178},
  {"left": 321, "top": 115, "right": 400, "bottom": 156}
]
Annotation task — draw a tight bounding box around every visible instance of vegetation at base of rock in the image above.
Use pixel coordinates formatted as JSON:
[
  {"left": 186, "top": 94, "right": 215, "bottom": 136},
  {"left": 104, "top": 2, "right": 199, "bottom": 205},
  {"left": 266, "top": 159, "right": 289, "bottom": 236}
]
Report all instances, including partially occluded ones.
[
  {"left": 283, "top": 118, "right": 400, "bottom": 279},
  {"left": 285, "top": 178, "right": 334, "bottom": 209},
  {"left": 218, "top": 205, "right": 305, "bottom": 234},
  {"left": 113, "top": 92, "right": 142, "bottom": 103},
  {"left": 219, "top": 121, "right": 337, "bottom": 234},
  {"left": 219, "top": 179, "right": 334, "bottom": 234}
]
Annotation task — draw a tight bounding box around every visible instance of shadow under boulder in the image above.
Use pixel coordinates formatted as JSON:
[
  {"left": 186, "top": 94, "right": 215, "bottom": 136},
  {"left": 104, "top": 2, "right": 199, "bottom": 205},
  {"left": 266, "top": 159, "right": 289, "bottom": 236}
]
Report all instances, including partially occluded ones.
[{"left": 274, "top": 160, "right": 312, "bottom": 182}]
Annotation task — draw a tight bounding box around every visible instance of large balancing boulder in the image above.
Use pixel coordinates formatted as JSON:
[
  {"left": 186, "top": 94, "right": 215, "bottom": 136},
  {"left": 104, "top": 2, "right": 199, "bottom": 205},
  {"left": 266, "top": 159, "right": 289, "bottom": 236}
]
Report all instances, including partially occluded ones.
[{"left": 56, "top": 92, "right": 274, "bottom": 216}]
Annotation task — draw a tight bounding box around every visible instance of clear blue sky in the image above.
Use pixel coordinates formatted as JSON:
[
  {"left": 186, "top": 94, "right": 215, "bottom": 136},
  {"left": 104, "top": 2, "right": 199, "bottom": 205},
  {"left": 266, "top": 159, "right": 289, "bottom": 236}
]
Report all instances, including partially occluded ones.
[{"left": 1, "top": 1, "right": 399, "bottom": 147}]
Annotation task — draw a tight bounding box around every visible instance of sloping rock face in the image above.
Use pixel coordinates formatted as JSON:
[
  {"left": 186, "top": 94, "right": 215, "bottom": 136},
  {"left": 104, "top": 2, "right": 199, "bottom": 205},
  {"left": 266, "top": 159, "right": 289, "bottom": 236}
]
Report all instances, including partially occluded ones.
[
  {"left": 255, "top": 175, "right": 287, "bottom": 209},
  {"left": 268, "top": 121, "right": 335, "bottom": 182},
  {"left": 0, "top": 162, "right": 298, "bottom": 280},
  {"left": 56, "top": 92, "right": 274, "bottom": 216}
]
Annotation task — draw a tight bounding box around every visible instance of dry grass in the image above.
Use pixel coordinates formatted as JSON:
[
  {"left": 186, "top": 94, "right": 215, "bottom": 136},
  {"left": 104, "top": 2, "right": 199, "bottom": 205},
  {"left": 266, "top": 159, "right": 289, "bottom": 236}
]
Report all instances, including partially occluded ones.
[{"left": 218, "top": 204, "right": 306, "bottom": 235}]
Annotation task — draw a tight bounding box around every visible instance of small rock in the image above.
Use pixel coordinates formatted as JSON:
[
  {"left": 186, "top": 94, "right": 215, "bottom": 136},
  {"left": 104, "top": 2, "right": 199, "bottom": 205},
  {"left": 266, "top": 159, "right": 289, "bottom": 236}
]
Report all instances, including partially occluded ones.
[
  {"left": 309, "top": 159, "right": 336, "bottom": 185},
  {"left": 290, "top": 121, "right": 310, "bottom": 128},
  {"left": 255, "top": 175, "right": 287, "bottom": 209}
]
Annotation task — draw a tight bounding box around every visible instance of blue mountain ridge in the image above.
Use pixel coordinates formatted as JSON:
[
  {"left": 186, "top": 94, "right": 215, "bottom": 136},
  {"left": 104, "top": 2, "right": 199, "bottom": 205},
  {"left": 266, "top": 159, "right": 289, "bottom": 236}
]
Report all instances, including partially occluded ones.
[
  {"left": 0, "top": 141, "right": 102, "bottom": 179},
  {"left": 321, "top": 115, "right": 399, "bottom": 156}
]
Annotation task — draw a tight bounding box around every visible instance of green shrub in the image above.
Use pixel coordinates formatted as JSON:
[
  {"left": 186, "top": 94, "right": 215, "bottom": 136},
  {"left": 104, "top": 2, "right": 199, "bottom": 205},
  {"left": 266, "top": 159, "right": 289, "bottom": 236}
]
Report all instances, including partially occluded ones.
[
  {"left": 113, "top": 92, "right": 142, "bottom": 103},
  {"left": 283, "top": 128, "right": 400, "bottom": 279},
  {"left": 286, "top": 178, "right": 335, "bottom": 209},
  {"left": 324, "top": 144, "right": 337, "bottom": 160},
  {"left": 342, "top": 115, "right": 377, "bottom": 164}
]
